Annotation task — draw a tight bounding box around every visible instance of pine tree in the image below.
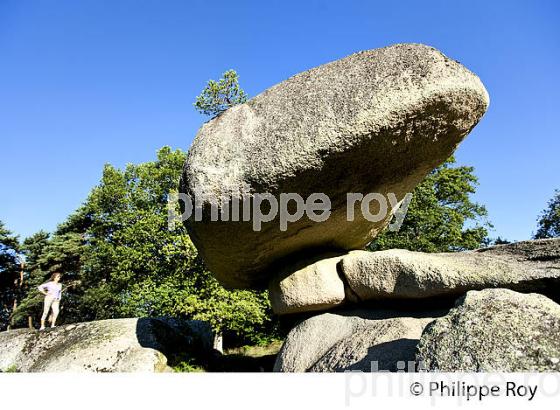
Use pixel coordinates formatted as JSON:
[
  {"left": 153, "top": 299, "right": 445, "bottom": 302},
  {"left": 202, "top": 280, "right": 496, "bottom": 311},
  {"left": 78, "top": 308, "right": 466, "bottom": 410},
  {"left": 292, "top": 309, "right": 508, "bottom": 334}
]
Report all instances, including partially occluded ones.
[
  {"left": 194, "top": 70, "right": 248, "bottom": 117},
  {"left": 0, "top": 221, "right": 22, "bottom": 329},
  {"left": 370, "top": 157, "right": 491, "bottom": 252},
  {"left": 535, "top": 190, "right": 560, "bottom": 239}
]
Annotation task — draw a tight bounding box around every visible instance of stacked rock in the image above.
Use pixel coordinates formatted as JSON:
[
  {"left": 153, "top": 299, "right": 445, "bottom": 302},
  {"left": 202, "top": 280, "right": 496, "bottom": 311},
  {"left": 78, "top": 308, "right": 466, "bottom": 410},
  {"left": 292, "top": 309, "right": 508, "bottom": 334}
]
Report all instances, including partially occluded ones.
[
  {"left": 273, "top": 240, "right": 560, "bottom": 372},
  {"left": 270, "top": 239, "right": 560, "bottom": 314},
  {"left": 180, "top": 43, "right": 560, "bottom": 372}
]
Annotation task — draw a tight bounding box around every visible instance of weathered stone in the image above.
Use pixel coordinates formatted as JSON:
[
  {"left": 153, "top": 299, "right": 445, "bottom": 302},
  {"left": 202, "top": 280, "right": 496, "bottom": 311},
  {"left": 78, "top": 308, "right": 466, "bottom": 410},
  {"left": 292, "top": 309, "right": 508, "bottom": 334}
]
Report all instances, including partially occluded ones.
[
  {"left": 342, "top": 239, "right": 560, "bottom": 301},
  {"left": 0, "top": 318, "right": 212, "bottom": 372},
  {"left": 417, "top": 289, "right": 560, "bottom": 371},
  {"left": 180, "top": 43, "right": 489, "bottom": 288},
  {"left": 273, "top": 313, "right": 355, "bottom": 372},
  {"left": 274, "top": 309, "right": 438, "bottom": 372},
  {"left": 268, "top": 239, "right": 560, "bottom": 315},
  {"left": 268, "top": 253, "right": 346, "bottom": 315}
]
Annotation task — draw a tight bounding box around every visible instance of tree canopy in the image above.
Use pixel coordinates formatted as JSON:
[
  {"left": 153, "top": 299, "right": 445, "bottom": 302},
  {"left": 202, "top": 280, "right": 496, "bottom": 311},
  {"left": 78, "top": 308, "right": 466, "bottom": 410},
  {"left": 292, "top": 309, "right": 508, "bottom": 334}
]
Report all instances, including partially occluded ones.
[
  {"left": 370, "top": 156, "right": 491, "bottom": 252},
  {"left": 11, "top": 229, "right": 85, "bottom": 328},
  {"left": 194, "top": 69, "right": 248, "bottom": 117},
  {"left": 6, "top": 148, "right": 493, "bottom": 347},
  {"left": 535, "top": 189, "right": 560, "bottom": 239},
  {"left": 0, "top": 221, "right": 21, "bottom": 329},
  {"left": 10, "top": 147, "right": 274, "bottom": 346}
]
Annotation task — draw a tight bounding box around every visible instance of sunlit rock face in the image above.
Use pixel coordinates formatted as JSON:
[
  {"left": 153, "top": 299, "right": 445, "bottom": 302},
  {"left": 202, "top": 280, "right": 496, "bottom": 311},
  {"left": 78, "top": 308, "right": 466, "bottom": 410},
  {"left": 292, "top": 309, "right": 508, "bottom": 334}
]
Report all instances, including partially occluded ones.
[{"left": 181, "top": 43, "right": 489, "bottom": 288}]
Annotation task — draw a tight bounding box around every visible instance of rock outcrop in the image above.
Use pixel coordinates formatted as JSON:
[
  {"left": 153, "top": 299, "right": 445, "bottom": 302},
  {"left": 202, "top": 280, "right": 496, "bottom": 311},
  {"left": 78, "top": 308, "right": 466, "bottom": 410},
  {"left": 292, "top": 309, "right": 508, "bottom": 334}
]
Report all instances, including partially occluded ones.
[
  {"left": 268, "top": 233, "right": 560, "bottom": 371},
  {"left": 343, "top": 238, "right": 560, "bottom": 301},
  {"left": 178, "top": 43, "right": 560, "bottom": 373},
  {"left": 268, "top": 253, "right": 346, "bottom": 315},
  {"left": 180, "top": 43, "right": 489, "bottom": 288},
  {"left": 417, "top": 289, "right": 560, "bottom": 371},
  {"left": 275, "top": 288, "right": 560, "bottom": 372},
  {"left": 0, "top": 318, "right": 212, "bottom": 372},
  {"left": 269, "top": 239, "right": 560, "bottom": 315},
  {"left": 274, "top": 309, "right": 439, "bottom": 372}
]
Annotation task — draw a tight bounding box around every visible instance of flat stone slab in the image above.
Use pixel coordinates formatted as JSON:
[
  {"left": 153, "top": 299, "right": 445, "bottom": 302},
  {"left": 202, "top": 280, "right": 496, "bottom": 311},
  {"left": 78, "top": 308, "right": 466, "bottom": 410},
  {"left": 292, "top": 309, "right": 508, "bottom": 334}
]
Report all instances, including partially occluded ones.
[
  {"left": 268, "top": 239, "right": 560, "bottom": 315},
  {"left": 343, "top": 238, "right": 560, "bottom": 301}
]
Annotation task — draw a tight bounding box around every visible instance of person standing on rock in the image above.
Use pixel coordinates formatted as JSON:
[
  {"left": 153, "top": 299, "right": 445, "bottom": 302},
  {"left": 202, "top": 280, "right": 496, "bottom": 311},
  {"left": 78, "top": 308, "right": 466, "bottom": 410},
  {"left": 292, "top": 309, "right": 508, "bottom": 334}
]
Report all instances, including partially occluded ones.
[{"left": 38, "top": 272, "right": 62, "bottom": 330}]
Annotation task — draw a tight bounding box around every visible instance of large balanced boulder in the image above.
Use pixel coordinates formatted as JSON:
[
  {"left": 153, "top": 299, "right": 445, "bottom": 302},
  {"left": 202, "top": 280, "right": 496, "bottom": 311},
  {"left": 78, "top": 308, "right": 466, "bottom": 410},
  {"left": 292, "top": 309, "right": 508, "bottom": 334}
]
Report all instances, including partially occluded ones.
[
  {"left": 0, "top": 318, "right": 212, "bottom": 372},
  {"left": 181, "top": 43, "right": 489, "bottom": 288},
  {"left": 417, "top": 289, "right": 560, "bottom": 371},
  {"left": 267, "top": 239, "right": 560, "bottom": 314},
  {"left": 274, "top": 309, "right": 438, "bottom": 372}
]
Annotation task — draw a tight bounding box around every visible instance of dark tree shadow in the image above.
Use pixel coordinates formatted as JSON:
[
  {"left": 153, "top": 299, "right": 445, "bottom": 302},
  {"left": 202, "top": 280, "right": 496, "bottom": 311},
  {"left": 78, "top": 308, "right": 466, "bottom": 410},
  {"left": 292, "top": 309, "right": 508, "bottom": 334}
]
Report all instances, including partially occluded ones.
[{"left": 342, "top": 338, "right": 420, "bottom": 372}]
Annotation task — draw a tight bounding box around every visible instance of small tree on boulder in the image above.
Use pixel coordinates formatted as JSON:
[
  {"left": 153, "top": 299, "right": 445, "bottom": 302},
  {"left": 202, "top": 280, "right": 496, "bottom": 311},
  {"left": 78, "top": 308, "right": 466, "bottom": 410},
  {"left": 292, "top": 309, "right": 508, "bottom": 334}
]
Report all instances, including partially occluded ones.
[{"left": 194, "top": 69, "right": 248, "bottom": 117}]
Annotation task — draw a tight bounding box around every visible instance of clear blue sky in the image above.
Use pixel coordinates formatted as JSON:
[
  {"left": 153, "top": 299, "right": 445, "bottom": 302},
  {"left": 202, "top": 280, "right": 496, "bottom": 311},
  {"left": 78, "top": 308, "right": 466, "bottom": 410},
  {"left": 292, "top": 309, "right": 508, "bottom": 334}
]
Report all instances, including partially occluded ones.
[{"left": 1, "top": 0, "right": 559, "bottom": 241}]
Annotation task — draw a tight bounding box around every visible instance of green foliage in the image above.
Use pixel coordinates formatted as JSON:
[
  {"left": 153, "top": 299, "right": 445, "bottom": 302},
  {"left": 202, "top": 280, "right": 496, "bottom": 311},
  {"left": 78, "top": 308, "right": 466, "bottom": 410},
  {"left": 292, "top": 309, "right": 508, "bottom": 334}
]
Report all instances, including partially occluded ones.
[
  {"left": 172, "top": 358, "right": 205, "bottom": 373},
  {"left": 194, "top": 70, "right": 248, "bottom": 117},
  {"left": 535, "top": 189, "right": 560, "bottom": 239},
  {"left": 11, "top": 228, "right": 85, "bottom": 327},
  {"left": 7, "top": 230, "right": 48, "bottom": 327},
  {"left": 8, "top": 147, "right": 493, "bottom": 347},
  {"left": 0, "top": 222, "right": 19, "bottom": 254},
  {"left": 11, "top": 147, "right": 274, "bottom": 343},
  {"left": 60, "top": 146, "right": 274, "bottom": 344},
  {"left": 0, "top": 221, "right": 21, "bottom": 329},
  {"left": 370, "top": 157, "right": 491, "bottom": 252},
  {"left": 2, "top": 364, "right": 19, "bottom": 373}
]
